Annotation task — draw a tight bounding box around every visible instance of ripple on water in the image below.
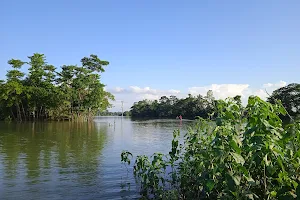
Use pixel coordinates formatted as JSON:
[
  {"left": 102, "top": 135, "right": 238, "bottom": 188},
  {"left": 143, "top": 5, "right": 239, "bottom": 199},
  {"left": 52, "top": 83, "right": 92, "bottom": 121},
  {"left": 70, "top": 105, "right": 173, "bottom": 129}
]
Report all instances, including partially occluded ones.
[{"left": 0, "top": 119, "right": 193, "bottom": 199}]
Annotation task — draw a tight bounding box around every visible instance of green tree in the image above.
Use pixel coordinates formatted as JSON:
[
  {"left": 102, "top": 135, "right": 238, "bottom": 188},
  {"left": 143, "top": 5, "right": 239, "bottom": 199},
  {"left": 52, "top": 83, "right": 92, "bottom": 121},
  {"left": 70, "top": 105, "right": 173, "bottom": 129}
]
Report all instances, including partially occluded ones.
[
  {"left": 0, "top": 53, "right": 114, "bottom": 121},
  {"left": 1, "top": 59, "right": 26, "bottom": 121},
  {"left": 130, "top": 92, "right": 217, "bottom": 119},
  {"left": 267, "top": 83, "right": 300, "bottom": 121}
]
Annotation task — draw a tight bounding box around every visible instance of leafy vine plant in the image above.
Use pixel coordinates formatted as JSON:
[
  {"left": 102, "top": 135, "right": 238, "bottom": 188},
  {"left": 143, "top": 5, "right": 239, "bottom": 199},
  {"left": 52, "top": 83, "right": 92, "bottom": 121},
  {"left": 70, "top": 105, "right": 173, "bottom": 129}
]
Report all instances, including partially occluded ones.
[{"left": 121, "top": 96, "right": 300, "bottom": 200}]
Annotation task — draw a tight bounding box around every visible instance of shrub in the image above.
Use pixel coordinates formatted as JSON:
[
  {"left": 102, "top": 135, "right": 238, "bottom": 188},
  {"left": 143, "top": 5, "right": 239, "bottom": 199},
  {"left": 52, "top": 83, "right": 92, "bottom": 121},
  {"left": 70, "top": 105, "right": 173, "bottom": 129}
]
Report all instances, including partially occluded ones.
[{"left": 121, "top": 96, "right": 300, "bottom": 199}]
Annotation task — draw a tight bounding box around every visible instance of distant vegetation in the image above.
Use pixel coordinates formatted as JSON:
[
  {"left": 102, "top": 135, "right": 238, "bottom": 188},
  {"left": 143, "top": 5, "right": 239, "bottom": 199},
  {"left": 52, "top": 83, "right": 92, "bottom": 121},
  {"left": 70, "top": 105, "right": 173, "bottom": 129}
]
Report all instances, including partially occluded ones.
[
  {"left": 99, "top": 111, "right": 131, "bottom": 116},
  {"left": 130, "top": 91, "right": 219, "bottom": 119},
  {"left": 0, "top": 53, "right": 114, "bottom": 121},
  {"left": 130, "top": 83, "right": 300, "bottom": 122},
  {"left": 122, "top": 96, "right": 300, "bottom": 199}
]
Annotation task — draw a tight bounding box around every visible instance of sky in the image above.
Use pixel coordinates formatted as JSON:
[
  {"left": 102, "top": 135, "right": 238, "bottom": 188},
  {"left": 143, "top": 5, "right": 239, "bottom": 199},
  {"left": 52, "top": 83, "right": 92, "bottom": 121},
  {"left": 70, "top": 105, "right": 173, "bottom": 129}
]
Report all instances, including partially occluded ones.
[{"left": 1, "top": 1, "right": 299, "bottom": 111}]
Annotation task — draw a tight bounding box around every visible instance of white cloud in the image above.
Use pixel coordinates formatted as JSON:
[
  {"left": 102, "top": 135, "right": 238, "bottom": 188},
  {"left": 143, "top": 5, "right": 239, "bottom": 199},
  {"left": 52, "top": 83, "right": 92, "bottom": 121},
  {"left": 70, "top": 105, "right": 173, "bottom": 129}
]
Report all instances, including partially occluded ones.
[
  {"left": 107, "top": 86, "right": 182, "bottom": 111},
  {"left": 115, "top": 87, "right": 125, "bottom": 92},
  {"left": 107, "top": 86, "right": 180, "bottom": 95},
  {"left": 168, "top": 89, "right": 181, "bottom": 94},
  {"left": 253, "top": 89, "right": 268, "bottom": 100},
  {"left": 106, "top": 86, "right": 125, "bottom": 93},
  {"left": 140, "top": 94, "right": 160, "bottom": 100},
  {"left": 129, "top": 86, "right": 158, "bottom": 94},
  {"left": 188, "top": 81, "right": 287, "bottom": 102},
  {"left": 256, "top": 80, "right": 287, "bottom": 100},
  {"left": 263, "top": 80, "right": 287, "bottom": 89},
  {"left": 188, "top": 84, "right": 250, "bottom": 99}
]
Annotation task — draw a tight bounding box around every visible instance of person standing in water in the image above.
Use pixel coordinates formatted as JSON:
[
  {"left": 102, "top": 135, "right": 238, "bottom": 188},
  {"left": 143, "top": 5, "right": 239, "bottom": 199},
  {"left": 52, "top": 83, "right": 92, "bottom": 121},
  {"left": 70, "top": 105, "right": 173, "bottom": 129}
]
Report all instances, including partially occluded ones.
[{"left": 178, "top": 115, "right": 183, "bottom": 127}]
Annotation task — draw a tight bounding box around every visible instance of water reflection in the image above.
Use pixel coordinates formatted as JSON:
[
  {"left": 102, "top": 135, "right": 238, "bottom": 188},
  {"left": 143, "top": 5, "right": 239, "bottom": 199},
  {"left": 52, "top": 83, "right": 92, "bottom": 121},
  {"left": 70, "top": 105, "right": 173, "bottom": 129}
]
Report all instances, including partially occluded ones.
[
  {"left": 0, "top": 122, "right": 107, "bottom": 199},
  {"left": 0, "top": 118, "right": 194, "bottom": 200}
]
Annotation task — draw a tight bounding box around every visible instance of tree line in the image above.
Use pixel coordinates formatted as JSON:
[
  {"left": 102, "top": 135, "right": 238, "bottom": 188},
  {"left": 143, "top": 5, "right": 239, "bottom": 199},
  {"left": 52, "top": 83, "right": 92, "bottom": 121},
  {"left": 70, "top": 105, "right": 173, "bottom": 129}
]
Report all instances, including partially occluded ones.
[
  {"left": 130, "top": 91, "right": 241, "bottom": 119},
  {"left": 0, "top": 53, "right": 114, "bottom": 121},
  {"left": 98, "top": 111, "right": 130, "bottom": 116},
  {"left": 130, "top": 83, "right": 300, "bottom": 121}
]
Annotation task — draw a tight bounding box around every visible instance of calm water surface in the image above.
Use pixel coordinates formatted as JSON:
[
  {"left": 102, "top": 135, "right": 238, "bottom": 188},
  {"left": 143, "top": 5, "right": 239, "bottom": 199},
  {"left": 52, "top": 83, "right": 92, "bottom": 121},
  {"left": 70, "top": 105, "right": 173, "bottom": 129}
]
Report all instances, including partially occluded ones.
[{"left": 0, "top": 117, "right": 194, "bottom": 200}]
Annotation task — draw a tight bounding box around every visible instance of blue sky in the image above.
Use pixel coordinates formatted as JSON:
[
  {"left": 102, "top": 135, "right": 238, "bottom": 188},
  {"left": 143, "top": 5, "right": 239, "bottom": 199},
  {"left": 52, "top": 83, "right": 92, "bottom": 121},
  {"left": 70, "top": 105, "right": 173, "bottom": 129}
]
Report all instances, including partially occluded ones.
[{"left": 1, "top": 1, "right": 299, "bottom": 111}]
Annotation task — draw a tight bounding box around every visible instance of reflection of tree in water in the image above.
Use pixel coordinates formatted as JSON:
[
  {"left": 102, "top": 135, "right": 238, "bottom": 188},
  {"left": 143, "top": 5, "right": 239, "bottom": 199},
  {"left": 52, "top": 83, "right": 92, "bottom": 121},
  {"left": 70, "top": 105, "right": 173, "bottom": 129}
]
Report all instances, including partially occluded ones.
[
  {"left": 0, "top": 123, "right": 24, "bottom": 180},
  {"left": 132, "top": 120, "right": 194, "bottom": 133},
  {"left": 0, "top": 122, "right": 107, "bottom": 185},
  {"left": 54, "top": 122, "right": 107, "bottom": 185}
]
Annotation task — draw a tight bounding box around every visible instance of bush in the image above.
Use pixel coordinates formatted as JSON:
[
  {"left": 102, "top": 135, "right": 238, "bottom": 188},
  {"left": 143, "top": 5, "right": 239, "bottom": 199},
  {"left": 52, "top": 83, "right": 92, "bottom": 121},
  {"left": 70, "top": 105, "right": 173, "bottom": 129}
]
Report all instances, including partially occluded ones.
[{"left": 121, "top": 96, "right": 300, "bottom": 200}]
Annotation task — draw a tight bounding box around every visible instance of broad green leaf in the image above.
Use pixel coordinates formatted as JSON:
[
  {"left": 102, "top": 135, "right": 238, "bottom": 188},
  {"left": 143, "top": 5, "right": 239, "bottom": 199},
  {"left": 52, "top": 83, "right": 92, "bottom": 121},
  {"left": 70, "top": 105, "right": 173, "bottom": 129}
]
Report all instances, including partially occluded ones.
[
  {"left": 277, "top": 157, "right": 285, "bottom": 171},
  {"left": 231, "top": 175, "right": 241, "bottom": 186},
  {"left": 239, "top": 166, "right": 249, "bottom": 176},
  {"left": 292, "top": 180, "right": 298, "bottom": 189},
  {"left": 245, "top": 176, "right": 255, "bottom": 185},
  {"left": 263, "top": 120, "right": 272, "bottom": 128},
  {"left": 272, "top": 147, "right": 284, "bottom": 157},
  {"left": 277, "top": 102, "right": 287, "bottom": 115},
  {"left": 270, "top": 129, "right": 282, "bottom": 138},
  {"left": 231, "top": 152, "right": 245, "bottom": 165},
  {"left": 233, "top": 135, "right": 243, "bottom": 146},
  {"left": 231, "top": 191, "right": 238, "bottom": 197},
  {"left": 246, "top": 194, "right": 254, "bottom": 200},
  {"left": 295, "top": 149, "right": 300, "bottom": 158},
  {"left": 229, "top": 139, "right": 241, "bottom": 154},
  {"left": 244, "top": 126, "right": 257, "bottom": 135},
  {"left": 270, "top": 191, "right": 277, "bottom": 197},
  {"left": 267, "top": 166, "right": 276, "bottom": 175},
  {"left": 206, "top": 180, "right": 215, "bottom": 192}
]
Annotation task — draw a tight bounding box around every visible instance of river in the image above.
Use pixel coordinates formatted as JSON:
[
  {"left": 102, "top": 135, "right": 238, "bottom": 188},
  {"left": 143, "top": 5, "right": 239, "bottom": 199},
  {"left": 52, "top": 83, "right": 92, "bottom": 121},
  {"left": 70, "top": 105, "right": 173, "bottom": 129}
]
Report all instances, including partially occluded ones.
[{"left": 0, "top": 117, "right": 194, "bottom": 200}]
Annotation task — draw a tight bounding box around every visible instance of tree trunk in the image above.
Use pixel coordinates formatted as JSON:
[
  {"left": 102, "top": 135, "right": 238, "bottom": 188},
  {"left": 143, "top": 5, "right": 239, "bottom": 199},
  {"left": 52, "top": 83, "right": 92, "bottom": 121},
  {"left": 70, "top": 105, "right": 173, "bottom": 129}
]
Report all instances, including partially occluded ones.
[
  {"left": 10, "top": 108, "right": 16, "bottom": 120},
  {"left": 36, "top": 105, "right": 39, "bottom": 120},
  {"left": 21, "top": 101, "right": 27, "bottom": 121},
  {"left": 16, "top": 103, "right": 22, "bottom": 122},
  {"left": 39, "top": 106, "right": 43, "bottom": 120},
  {"left": 33, "top": 105, "right": 36, "bottom": 120}
]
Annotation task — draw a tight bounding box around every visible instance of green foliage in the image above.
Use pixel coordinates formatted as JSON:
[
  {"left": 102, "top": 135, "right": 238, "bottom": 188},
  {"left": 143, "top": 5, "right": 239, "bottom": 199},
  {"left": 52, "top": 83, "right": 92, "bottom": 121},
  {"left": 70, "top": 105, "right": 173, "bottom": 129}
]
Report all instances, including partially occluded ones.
[
  {"left": 123, "top": 111, "right": 131, "bottom": 116},
  {"left": 267, "top": 83, "right": 300, "bottom": 122},
  {"left": 121, "top": 96, "right": 300, "bottom": 199},
  {"left": 0, "top": 53, "right": 114, "bottom": 121},
  {"left": 121, "top": 151, "right": 133, "bottom": 165},
  {"left": 130, "top": 91, "right": 218, "bottom": 119}
]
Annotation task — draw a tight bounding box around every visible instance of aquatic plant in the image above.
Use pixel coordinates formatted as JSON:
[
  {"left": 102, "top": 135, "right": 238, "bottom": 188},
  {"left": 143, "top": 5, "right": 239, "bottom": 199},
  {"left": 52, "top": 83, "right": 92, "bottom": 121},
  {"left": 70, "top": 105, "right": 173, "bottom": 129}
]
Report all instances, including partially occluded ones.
[{"left": 122, "top": 96, "right": 300, "bottom": 199}]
